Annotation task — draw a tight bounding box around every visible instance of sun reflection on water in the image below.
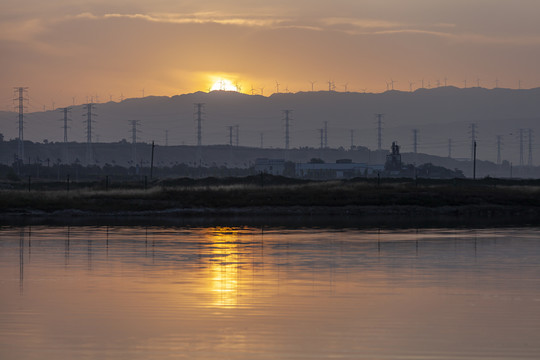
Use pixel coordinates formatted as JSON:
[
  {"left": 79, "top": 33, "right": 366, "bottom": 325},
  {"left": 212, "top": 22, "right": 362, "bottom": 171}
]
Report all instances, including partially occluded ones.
[{"left": 205, "top": 227, "right": 243, "bottom": 308}]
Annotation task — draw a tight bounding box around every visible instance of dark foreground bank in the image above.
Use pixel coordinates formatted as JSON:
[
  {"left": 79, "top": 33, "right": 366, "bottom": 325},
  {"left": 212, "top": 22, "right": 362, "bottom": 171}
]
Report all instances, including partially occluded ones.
[{"left": 1, "top": 176, "right": 540, "bottom": 219}]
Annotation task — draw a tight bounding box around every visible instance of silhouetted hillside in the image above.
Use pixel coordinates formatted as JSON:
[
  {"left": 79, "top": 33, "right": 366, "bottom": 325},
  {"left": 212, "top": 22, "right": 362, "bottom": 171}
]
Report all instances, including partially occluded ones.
[{"left": 1, "top": 88, "right": 539, "bottom": 164}]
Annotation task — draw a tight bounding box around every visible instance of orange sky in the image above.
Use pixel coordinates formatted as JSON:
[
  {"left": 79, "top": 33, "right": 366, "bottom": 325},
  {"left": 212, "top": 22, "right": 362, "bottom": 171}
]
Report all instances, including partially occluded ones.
[{"left": 2, "top": 0, "right": 540, "bottom": 110}]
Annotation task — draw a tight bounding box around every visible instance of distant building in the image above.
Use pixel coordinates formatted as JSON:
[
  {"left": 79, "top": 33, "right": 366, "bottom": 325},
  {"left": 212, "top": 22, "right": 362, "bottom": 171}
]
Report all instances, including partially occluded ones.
[
  {"left": 385, "top": 142, "right": 402, "bottom": 174},
  {"left": 296, "top": 159, "right": 383, "bottom": 179},
  {"left": 254, "top": 158, "right": 285, "bottom": 175}
]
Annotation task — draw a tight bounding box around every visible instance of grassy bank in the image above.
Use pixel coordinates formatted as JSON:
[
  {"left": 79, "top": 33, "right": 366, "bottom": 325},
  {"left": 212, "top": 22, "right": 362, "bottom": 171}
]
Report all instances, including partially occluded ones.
[{"left": 1, "top": 176, "right": 540, "bottom": 216}]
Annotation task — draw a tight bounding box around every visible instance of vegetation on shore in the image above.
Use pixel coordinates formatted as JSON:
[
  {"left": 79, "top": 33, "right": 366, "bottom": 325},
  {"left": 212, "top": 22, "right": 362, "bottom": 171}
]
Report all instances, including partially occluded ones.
[{"left": 1, "top": 175, "right": 540, "bottom": 216}]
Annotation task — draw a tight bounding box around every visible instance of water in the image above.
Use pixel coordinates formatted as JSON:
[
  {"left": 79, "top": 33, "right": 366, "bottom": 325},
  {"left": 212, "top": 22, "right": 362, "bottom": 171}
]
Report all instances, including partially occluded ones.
[{"left": 1, "top": 225, "right": 540, "bottom": 359}]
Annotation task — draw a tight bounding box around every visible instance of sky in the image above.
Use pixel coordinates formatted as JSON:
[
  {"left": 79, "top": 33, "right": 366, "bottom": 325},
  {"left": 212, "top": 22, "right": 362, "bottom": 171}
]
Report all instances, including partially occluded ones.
[{"left": 2, "top": 0, "right": 540, "bottom": 110}]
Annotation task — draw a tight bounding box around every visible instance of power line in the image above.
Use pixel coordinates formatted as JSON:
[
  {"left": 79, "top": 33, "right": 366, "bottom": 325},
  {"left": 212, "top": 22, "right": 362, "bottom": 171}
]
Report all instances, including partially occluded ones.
[
  {"left": 324, "top": 121, "right": 328, "bottom": 148},
  {"left": 528, "top": 129, "right": 534, "bottom": 167},
  {"left": 83, "top": 103, "right": 96, "bottom": 165},
  {"left": 59, "top": 107, "right": 71, "bottom": 163},
  {"left": 496, "top": 135, "right": 503, "bottom": 165},
  {"left": 375, "top": 114, "right": 384, "bottom": 150},
  {"left": 519, "top": 128, "right": 524, "bottom": 167},
  {"left": 282, "top": 110, "right": 292, "bottom": 150},
  {"left": 128, "top": 120, "right": 141, "bottom": 164},
  {"left": 194, "top": 103, "right": 204, "bottom": 146},
  {"left": 13, "top": 87, "right": 28, "bottom": 163},
  {"left": 412, "top": 129, "right": 419, "bottom": 154}
]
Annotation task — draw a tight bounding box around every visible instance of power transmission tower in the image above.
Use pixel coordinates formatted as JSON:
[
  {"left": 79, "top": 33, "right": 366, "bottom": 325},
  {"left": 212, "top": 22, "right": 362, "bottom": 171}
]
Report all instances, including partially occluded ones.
[
  {"left": 228, "top": 126, "right": 234, "bottom": 146},
  {"left": 468, "top": 123, "right": 477, "bottom": 161},
  {"left": 194, "top": 103, "right": 204, "bottom": 146},
  {"left": 519, "top": 129, "right": 524, "bottom": 167},
  {"left": 528, "top": 129, "right": 533, "bottom": 167},
  {"left": 412, "top": 129, "right": 419, "bottom": 154},
  {"left": 83, "top": 103, "right": 96, "bottom": 165},
  {"left": 128, "top": 120, "right": 141, "bottom": 164},
  {"left": 59, "top": 107, "right": 71, "bottom": 163},
  {"left": 496, "top": 135, "right": 503, "bottom": 165},
  {"left": 324, "top": 121, "right": 328, "bottom": 148},
  {"left": 14, "top": 87, "right": 28, "bottom": 163},
  {"left": 375, "top": 114, "right": 384, "bottom": 150},
  {"left": 448, "top": 138, "right": 452, "bottom": 158},
  {"left": 282, "top": 110, "right": 292, "bottom": 150}
]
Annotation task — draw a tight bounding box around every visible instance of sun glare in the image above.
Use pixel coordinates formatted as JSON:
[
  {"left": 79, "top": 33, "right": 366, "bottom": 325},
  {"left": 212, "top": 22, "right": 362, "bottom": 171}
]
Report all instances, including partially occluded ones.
[{"left": 210, "top": 79, "right": 238, "bottom": 92}]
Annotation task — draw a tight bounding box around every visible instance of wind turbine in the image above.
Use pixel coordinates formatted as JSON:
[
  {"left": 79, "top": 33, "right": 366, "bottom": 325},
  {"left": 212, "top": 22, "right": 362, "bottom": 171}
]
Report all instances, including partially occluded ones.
[
  {"left": 309, "top": 81, "right": 316, "bottom": 92},
  {"left": 275, "top": 81, "right": 280, "bottom": 93},
  {"left": 409, "top": 81, "right": 415, "bottom": 92},
  {"left": 260, "top": 87, "right": 265, "bottom": 96},
  {"left": 343, "top": 83, "right": 348, "bottom": 92}
]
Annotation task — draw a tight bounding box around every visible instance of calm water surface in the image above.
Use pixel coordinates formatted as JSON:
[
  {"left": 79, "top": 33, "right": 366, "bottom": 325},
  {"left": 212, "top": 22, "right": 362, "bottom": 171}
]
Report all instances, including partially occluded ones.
[{"left": 1, "top": 225, "right": 540, "bottom": 359}]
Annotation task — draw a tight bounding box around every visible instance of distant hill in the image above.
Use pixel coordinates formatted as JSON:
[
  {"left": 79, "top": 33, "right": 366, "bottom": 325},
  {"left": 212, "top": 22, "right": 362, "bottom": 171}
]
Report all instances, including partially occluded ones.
[{"left": 1, "top": 87, "right": 539, "bottom": 164}]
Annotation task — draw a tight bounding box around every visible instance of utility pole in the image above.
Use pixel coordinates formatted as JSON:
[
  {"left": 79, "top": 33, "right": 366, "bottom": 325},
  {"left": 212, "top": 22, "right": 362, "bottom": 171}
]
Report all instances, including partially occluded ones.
[
  {"left": 282, "top": 110, "right": 292, "bottom": 150},
  {"left": 496, "top": 135, "right": 503, "bottom": 165},
  {"left": 469, "top": 123, "right": 477, "bottom": 161},
  {"left": 129, "top": 120, "right": 140, "bottom": 164},
  {"left": 324, "top": 121, "right": 328, "bottom": 148},
  {"left": 528, "top": 129, "right": 533, "bottom": 167},
  {"left": 519, "top": 129, "right": 524, "bottom": 167},
  {"left": 448, "top": 138, "right": 452, "bottom": 158},
  {"left": 194, "top": 103, "right": 204, "bottom": 146},
  {"left": 14, "top": 87, "right": 28, "bottom": 163},
  {"left": 59, "top": 107, "right": 71, "bottom": 163},
  {"left": 375, "top": 114, "right": 384, "bottom": 150},
  {"left": 473, "top": 141, "right": 477, "bottom": 180},
  {"left": 412, "top": 129, "right": 418, "bottom": 154},
  {"left": 83, "top": 103, "right": 96, "bottom": 165},
  {"left": 150, "top": 141, "right": 155, "bottom": 179}
]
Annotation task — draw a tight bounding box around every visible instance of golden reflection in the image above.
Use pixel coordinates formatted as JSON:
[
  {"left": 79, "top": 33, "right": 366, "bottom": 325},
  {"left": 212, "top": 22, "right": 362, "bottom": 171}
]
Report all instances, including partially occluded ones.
[{"left": 205, "top": 227, "right": 243, "bottom": 308}]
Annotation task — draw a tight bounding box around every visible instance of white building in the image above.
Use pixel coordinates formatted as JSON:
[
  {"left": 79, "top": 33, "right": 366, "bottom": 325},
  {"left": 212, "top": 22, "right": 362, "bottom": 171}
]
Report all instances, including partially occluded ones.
[
  {"left": 254, "top": 158, "right": 286, "bottom": 175},
  {"left": 295, "top": 160, "right": 384, "bottom": 179}
]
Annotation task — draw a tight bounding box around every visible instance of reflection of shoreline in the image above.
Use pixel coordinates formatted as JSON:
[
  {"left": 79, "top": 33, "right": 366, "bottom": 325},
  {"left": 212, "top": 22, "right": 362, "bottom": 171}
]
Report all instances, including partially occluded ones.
[
  {"left": 3, "top": 204, "right": 540, "bottom": 218},
  {"left": 2, "top": 210, "right": 539, "bottom": 229}
]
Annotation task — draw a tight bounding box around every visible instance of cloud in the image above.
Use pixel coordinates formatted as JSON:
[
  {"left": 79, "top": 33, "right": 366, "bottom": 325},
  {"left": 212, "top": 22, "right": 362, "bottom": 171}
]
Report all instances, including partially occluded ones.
[{"left": 72, "top": 12, "right": 285, "bottom": 28}]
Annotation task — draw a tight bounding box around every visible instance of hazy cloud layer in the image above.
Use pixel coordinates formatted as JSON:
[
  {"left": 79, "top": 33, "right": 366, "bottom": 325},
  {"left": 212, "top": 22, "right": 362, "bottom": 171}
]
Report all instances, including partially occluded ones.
[{"left": 2, "top": 0, "right": 540, "bottom": 108}]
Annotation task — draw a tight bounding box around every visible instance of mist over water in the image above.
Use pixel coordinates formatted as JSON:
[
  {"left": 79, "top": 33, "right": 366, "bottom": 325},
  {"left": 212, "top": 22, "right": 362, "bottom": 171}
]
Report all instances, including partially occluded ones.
[{"left": 1, "top": 225, "right": 540, "bottom": 359}]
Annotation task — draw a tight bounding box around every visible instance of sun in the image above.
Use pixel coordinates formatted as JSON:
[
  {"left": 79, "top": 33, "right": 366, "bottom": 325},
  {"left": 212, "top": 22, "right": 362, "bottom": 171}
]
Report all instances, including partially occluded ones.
[{"left": 210, "top": 79, "right": 238, "bottom": 92}]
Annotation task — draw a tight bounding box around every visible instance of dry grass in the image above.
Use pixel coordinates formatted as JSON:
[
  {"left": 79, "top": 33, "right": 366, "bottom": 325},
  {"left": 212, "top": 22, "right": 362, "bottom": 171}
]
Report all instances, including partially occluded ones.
[{"left": 1, "top": 180, "right": 540, "bottom": 213}]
